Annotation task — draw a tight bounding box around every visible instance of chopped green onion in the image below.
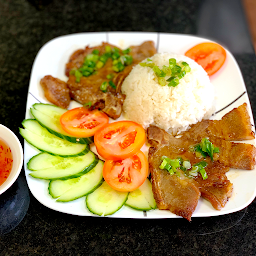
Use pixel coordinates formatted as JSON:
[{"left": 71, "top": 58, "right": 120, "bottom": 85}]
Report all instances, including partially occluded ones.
[
  {"left": 96, "top": 61, "right": 104, "bottom": 69},
  {"left": 92, "top": 49, "right": 100, "bottom": 55},
  {"left": 113, "top": 61, "right": 125, "bottom": 72},
  {"left": 198, "top": 138, "right": 219, "bottom": 161},
  {"left": 177, "top": 71, "right": 186, "bottom": 79},
  {"left": 74, "top": 70, "right": 83, "bottom": 83},
  {"left": 86, "top": 54, "right": 99, "bottom": 63},
  {"left": 100, "top": 81, "right": 108, "bottom": 92},
  {"left": 171, "top": 65, "right": 182, "bottom": 75},
  {"left": 159, "top": 158, "right": 169, "bottom": 169},
  {"left": 199, "top": 168, "right": 208, "bottom": 180},
  {"left": 99, "top": 54, "right": 109, "bottom": 63},
  {"left": 109, "top": 81, "right": 116, "bottom": 89},
  {"left": 83, "top": 101, "right": 92, "bottom": 108},
  {"left": 162, "top": 65, "right": 171, "bottom": 75},
  {"left": 168, "top": 77, "right": 179, "bottom": 87},
  {"left": 153, "top": 66, "right": 166, "bottom": 77},
  {"left": 183, "top": 160, "right": 191, "bottom": 170},
  {"left": 139, "top": 62, "right": 155, "bottom": 68},
  {"left": 120, "top": 55, "right": 133, "bottom": 65},
  {"left": 112, "top": 52, "right": 120, "bottom": 60},
  {"left": 158, "top": 77, "right": 166, "bottom": 86},
  {"left": 105, "top": 46, "right": 112, "bottom": 53},
  {"left": 122, "top": 48, "right": 131, "bottom": 54},
  {"left": 106, "top": 73, "right": 114, "bottom": 79},
  {"left": 169, "top": 58, "right": 176, "bottom": 68}
]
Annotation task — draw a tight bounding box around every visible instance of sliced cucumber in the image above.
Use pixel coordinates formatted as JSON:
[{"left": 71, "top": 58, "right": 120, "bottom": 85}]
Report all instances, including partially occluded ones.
[
  {"left": 20, "top": 119, "right": 89, "bottom": 157},
  {"left": 86, "top": 181, "right": 128, "bottom": 216},
  {"left": 31, "top": 103, "right": 93, "bottom": 144},
  {"left": 48, "top": 160, "right": 104, "bottom": 201},
  {"left": 125, "top": 178, "right": 157, "bottom": 211},
  {"left": 28, "top": 151, "right": 98, "bottom": 180}
]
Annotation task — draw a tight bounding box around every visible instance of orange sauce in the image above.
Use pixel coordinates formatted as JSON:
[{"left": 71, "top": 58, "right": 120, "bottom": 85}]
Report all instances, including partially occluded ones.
[{"left": 0, "top": 138, "right": 13, "bottom": 186}]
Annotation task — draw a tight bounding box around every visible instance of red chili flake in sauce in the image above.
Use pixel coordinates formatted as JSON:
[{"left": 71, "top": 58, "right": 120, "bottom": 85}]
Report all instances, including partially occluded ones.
[{"left": 0, "top": 138, "right": 13, "bottom": 186}]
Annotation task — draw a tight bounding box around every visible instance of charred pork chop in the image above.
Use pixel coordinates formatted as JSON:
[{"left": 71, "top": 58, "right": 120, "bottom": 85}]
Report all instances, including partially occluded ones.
[
  {"left": 66, "top": 41, "right": 156, "bottom": 119},
  {"left": 40, "top": 41, "right": 156, "bottom": 119},
  {"left": 147, "top": 104, "right": 256, "bottom": 220}
]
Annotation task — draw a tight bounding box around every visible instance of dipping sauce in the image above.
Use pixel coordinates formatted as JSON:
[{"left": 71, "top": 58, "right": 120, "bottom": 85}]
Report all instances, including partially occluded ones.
[{"left": 0, "top": 138, "right": 13, "bottom": 186}]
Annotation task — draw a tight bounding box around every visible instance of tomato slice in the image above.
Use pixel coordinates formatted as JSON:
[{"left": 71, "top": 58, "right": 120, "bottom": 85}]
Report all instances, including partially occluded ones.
[
  {"left": 60, "top": 107, "right": 109, "bottom": 137},
  {"left": 103, "top": 150, "right": 148, "bottom": 192},
  {"left": 94, "top": 121, "right": 146, "bottom": 160},
  {"left": 185, "top": 42, "right": 226, "bottom": 76}
]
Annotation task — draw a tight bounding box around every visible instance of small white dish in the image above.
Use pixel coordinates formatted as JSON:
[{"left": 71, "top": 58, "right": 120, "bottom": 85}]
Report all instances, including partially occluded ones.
[{"left": 0, "top": 125, "right": 23, "bottom": 195}]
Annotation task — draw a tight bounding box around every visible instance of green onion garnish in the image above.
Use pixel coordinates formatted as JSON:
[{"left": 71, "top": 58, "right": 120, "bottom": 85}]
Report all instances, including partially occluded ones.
[
  {"left": 109, "top": 81, "right": 116, "bottom": 89},
  {"left": 100, "top": 81, "right": 108, "bottom": 92},
  {"left": 140, "top": 57, "right": 191, "bottom": 87},
  {"left": 153, "top": 66, "right": 166, "bottom": 77},
  {"left": 195, "top": 138, "right": 219, "bottom": 161},
  {"left": 106, "top": 73, "right": 114, "bottom": 80},
  {"left": 74, "top": 70, "right": 83, "bottom": 83},
  {"left": 122, "top": 48, "right": 131, "bottom": 54},
  {"left": 105, "top": 46, "right": 112, "bottom": 53},
  {"left": 92, "top": 49, "right": 100, "bottom": 55},
  {"left": 167, "top": 77, "right": 179, "bottom": 87},
  {"left": 83, "top": 101, "right": 92, "bottom": 108},
  {"left": 158, "top": 77, "right": 166, "bottom": 86}
]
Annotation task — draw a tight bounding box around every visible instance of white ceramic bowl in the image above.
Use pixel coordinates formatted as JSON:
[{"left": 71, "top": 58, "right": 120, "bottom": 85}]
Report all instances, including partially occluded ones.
[{"left": 0, "top": 124, "right": 23, "bottom": 195}]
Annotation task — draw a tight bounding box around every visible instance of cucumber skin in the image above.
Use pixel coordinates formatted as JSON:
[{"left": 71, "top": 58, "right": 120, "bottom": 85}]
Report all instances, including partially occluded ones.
[
  {"left": 48, "top": 161, "right": 104, "bottom": 202},
  {"left": 31, "top": 104, "right": 93, "bottom": 145},
  {"left": 52, "top": 179, "right": 104, "bottom": 202},
  {"left": 86, "top": 182, "right": 128, "bottom": 216},
  {"left": 20, "top": 119, "right": 90, "bottom": 157},
  {"left": 29, "top": 155, "right": 99, "bottom": 180},
  {"left": 125, "top": 179, "right": 157, "bottom": 211}
]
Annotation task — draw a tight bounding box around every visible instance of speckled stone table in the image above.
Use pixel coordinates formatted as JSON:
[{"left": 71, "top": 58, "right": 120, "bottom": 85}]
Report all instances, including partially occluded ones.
[{"left": 1, "top": 0, "right": 256, "bottom": 255}]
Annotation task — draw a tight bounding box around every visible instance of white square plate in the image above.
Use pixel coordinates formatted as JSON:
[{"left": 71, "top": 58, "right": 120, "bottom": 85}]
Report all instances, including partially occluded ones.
[{"left": 24, "top": 32, "right": 256, "bottom": 218}]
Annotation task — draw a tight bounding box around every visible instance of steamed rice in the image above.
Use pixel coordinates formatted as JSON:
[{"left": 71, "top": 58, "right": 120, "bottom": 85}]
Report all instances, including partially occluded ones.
[{"left": 121, "top": 53, "right": 216, "bottom": 135}]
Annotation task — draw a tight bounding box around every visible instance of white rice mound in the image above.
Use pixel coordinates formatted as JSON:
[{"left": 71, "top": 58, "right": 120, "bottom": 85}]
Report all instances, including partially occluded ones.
[{"left": 121, "top": 53, "right": 216, "bottom": 135}]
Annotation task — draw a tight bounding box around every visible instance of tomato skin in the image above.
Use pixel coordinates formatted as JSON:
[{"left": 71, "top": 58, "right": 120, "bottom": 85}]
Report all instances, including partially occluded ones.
[
  {"left": 60, "top": 107, "right": 109, "bottom": 137},
  {"left": 103, "top": 150, "right": 148, "bottom": 192},
  {"left": 94, "top": 121, "right": 146, "bottom": 160},
  {"left": 185, "top": 42, "right": 226, "bottom": 76}
]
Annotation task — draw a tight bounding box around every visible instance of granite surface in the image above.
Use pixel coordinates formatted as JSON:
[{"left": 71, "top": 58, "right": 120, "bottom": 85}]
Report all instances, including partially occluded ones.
[{"left": 1, "top": 0, "right": 256, "bottom": 255}]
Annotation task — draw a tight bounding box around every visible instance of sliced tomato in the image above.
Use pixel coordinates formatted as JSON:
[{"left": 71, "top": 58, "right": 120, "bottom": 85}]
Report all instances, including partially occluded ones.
[
  {"left": 60, "top": 107, "right": 109, "bottom": 137},
  {"left": 103, "top": 150, "right": 148, "bottom": 192},
  {"left": 94, "top": 121, "right": 146, "bottom": 160},
  {"left": 185, "top": 42, "right": 226, "bottom": 76}
]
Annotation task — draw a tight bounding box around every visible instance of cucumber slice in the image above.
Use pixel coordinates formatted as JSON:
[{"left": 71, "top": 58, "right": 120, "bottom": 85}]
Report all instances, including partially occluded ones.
[
  {"left": 86, "top": 181, "right": 128, "bottom": 216},
  {"left": 125, "top": 178, "right": 157, "bottom": 211},
  {"left": 31, "top": 103, "right": 93, "bottom": 144},
  {"left": 48, "top": 160, "right": 104, "bottom": 201},
  {"left": 29, "top": 151, "right": 98, "bottom": 180},
  {"left": 20, "top": 119, "right": 89, "bottom": 157}
]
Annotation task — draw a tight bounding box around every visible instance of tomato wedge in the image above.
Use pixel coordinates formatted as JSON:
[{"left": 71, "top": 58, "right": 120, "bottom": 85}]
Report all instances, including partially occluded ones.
[
  {"left": 94, "top": 121, "right": 146, "bottom": 160},
  {"left": 60, "top": 107, "right": 109, "bottom": 137},
  {"left": 185, "top": 42, "right": 226, "bottom": 76},
  {"left": 103, "top": 150, "right": 148, "bottom": 192}
]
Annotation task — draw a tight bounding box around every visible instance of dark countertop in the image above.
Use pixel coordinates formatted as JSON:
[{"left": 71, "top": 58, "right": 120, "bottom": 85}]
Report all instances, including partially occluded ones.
[{"left": 1, "top": 0, "right": 256, "bottom": 255}]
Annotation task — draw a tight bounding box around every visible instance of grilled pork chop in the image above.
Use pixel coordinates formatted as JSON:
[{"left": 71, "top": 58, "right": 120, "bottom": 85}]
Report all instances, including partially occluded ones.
[
  {"left": 40, "top": 41, "right": 156, "bottom": 118},
  {"left": 40, "top": 75, "right": 71, "bottom": 109},
  {"left": 147, "top": 104, "right": 256, "bottom": 220},
  {"left": 66, "top": 41, "right": 157, "bottom": 119}
]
